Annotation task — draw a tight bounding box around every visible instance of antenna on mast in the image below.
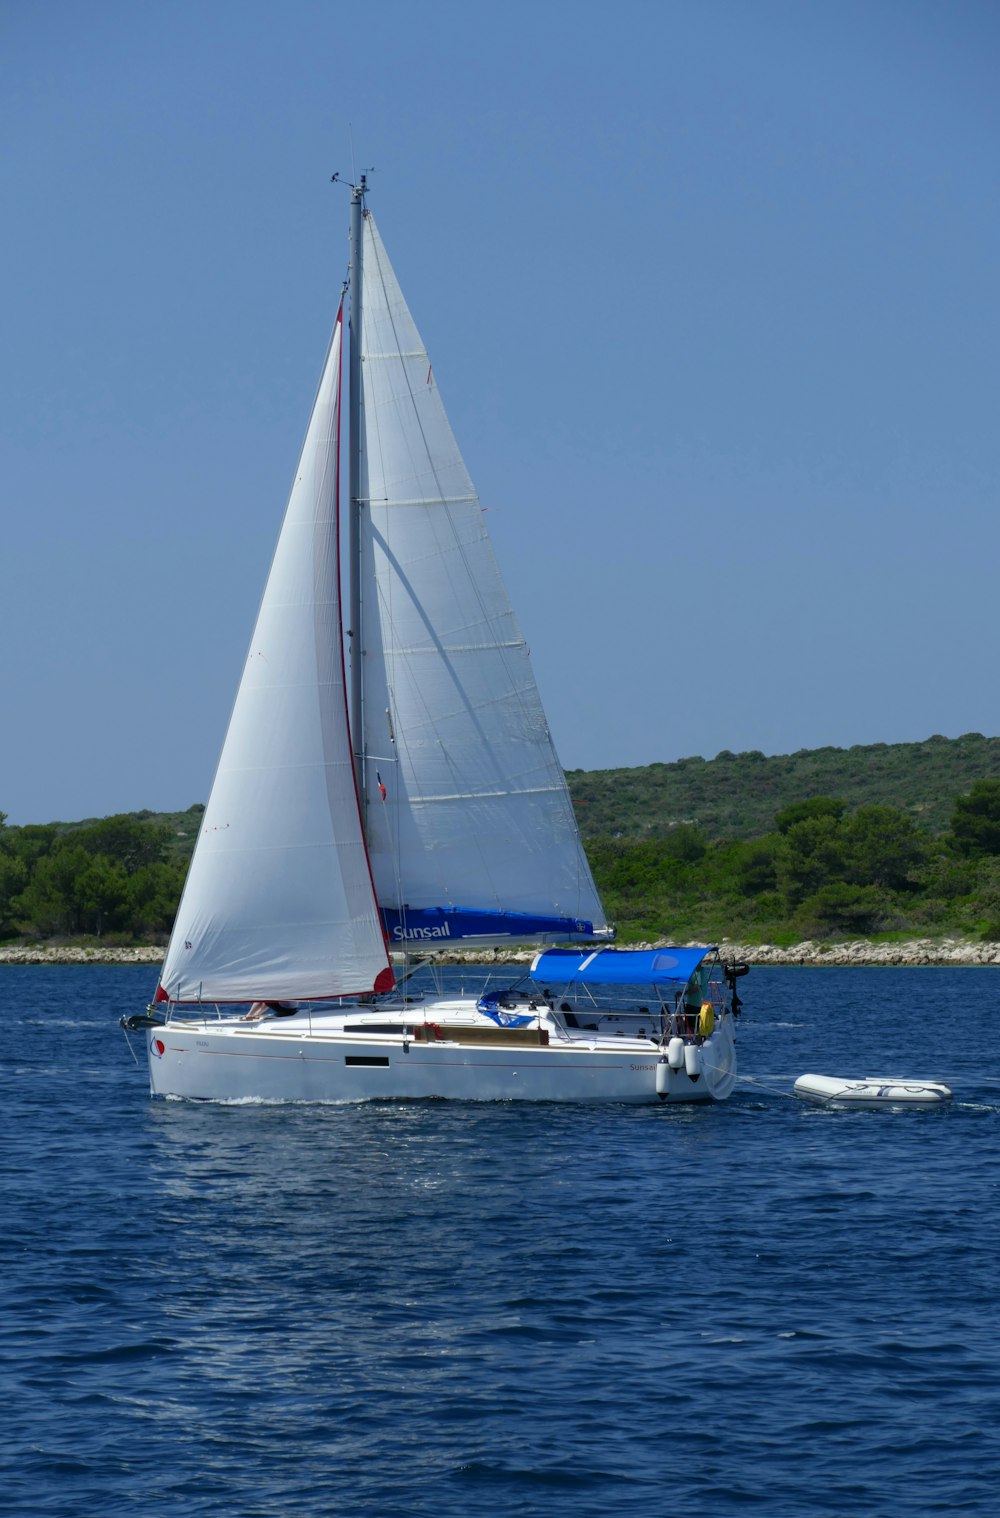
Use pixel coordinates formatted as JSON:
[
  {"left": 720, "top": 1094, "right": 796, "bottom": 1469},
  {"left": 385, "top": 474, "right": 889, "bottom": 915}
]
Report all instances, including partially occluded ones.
[{"left": 331, "top": 169, "right": 374, "bottom": 198}]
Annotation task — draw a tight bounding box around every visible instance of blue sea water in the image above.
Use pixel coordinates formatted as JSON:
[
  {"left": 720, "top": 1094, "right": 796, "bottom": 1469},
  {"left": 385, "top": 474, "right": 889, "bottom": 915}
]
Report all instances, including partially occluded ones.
[{"left": 2, "top": 965, "right": 1000, "bottom": 1517}]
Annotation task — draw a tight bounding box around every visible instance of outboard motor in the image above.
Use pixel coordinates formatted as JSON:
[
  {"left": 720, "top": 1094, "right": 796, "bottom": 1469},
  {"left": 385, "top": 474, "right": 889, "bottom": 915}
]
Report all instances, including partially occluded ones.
[{"left": 722, "top": 960, "right": 750, "bottom": 1016}]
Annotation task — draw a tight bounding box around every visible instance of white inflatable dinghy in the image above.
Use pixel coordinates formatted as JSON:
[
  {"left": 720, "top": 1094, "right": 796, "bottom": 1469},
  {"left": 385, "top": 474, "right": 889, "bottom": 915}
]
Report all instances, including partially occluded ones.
[{"left": 794, "top": 1073, "right": 953, "bottom": 1107}]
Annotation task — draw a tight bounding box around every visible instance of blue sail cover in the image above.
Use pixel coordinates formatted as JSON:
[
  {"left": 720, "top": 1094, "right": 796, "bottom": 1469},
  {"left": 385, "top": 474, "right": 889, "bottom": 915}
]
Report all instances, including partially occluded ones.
[
  {"left": 529, "top": 947, "right": 716, "bottom": 987},
  {"left": 380, "top": 906, "right": 601, "bottom": 947}
]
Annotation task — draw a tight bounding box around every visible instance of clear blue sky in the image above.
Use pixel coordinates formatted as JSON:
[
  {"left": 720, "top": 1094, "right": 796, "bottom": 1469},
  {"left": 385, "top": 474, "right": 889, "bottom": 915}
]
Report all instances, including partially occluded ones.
[{"left": 2, "top": 0, "right": 998, "bottom": 825}]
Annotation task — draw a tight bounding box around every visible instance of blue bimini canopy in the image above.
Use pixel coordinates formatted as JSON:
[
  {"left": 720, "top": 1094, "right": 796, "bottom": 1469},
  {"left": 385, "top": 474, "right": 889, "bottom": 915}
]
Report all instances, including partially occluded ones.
[{"left": 529, "top": 946, "right": 717, "bottom": 988}]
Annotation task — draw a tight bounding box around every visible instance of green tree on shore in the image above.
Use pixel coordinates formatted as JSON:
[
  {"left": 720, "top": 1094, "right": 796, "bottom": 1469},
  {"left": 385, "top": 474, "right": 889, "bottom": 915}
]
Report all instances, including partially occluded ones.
[
  {"left": 950, "top": 780, "right": 1000, "bottom": 858},
  {"left": 2, "top": 814, "right": 186, "bottom": 940}
]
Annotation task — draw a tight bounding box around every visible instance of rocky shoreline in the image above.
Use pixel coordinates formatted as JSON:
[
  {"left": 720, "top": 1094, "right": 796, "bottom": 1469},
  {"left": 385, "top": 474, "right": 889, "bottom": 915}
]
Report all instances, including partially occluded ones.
[
  {"left": 0, "top": 946, "right": 168, "bottom": 966},
  {"left": 2, "top": 939, "right": 1000, "bottom": 968}
]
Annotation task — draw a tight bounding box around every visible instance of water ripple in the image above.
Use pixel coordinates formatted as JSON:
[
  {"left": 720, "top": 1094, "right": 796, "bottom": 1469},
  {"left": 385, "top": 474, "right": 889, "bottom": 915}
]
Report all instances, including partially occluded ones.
[{"left": 2, "top": 965, "right": 1000, "bottom": 1515}]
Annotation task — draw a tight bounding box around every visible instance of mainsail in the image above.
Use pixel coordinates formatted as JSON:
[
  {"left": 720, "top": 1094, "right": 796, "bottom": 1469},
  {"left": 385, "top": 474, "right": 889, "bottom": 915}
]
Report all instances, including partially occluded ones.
[
  {"left": 158, "top": 310, "right": 393, "bottom": 1002},
  {"left": 356, "top": 214, "right": 607, "bottom": 947}
]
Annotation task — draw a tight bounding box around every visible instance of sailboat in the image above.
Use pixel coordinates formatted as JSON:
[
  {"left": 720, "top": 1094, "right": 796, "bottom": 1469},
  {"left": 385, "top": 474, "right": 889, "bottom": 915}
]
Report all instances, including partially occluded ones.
[{"left": 125, "top": 178, "right": 744, "bottom": 1103}]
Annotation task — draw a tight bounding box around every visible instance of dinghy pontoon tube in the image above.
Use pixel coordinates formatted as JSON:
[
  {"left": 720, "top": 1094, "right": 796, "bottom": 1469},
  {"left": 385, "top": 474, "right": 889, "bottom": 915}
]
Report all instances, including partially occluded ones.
[{"left": 794, "top": 1074, "right": 953, "bottom": 1106}]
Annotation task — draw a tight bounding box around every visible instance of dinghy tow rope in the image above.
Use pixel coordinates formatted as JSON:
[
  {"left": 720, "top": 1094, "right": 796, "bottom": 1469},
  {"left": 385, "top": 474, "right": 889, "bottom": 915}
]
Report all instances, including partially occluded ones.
[{"left": 735, "top": 1074, "right": 799, "bottom": 1100}]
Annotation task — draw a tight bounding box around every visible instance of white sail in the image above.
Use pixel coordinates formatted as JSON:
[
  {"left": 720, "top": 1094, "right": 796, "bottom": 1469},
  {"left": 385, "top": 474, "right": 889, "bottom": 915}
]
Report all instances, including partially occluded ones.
[
  {"left": 357, "top": 213, "right": 607, "bottom": 946},
  {"left": 159, "top": 311, "right": 392, "bottom": 1002}
]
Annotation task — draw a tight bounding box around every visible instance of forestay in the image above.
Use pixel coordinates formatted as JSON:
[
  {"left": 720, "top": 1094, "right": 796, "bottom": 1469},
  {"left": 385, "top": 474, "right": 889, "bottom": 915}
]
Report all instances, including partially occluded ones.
[
  {"left": 158, "top": 312, "right": 392, "bottom": 1003},
  {"left": 357, "top": 212, "right": 607, "bottom": 947}
]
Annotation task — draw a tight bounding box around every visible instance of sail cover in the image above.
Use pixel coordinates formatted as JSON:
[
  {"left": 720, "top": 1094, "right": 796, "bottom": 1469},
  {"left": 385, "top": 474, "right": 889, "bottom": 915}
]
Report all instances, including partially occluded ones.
[
  {"left": 357, "top": 213, "right": 608, "bottom": 948},
  {"left": 159, "top": 311, "right": 392, "bottom": 1003}
]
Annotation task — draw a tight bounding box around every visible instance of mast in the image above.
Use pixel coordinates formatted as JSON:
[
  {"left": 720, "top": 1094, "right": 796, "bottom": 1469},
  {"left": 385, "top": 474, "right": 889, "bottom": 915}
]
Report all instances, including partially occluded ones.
[{"left": 348, "top": 175, "right": 366, "bottom": 805}]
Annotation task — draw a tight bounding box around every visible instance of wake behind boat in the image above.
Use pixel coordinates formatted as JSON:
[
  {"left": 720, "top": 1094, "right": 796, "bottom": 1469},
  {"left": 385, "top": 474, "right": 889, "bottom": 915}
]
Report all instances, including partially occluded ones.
[{"left": 125, "top": 177, "right": 747, "bottom": 1104}]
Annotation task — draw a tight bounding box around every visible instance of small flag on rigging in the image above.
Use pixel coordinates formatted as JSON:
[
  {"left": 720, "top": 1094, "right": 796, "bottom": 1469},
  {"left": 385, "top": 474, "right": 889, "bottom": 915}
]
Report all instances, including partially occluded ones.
[{"left": 377, "top": 772, "right": 387, "bottom": 801}]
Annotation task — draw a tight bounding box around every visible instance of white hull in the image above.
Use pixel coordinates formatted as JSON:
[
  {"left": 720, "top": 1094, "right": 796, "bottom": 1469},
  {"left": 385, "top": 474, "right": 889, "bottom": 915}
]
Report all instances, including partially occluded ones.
[
  {"left": 794, "top": 1073, "right": 952, "bottom": 1107},
  {"left": 145, "top": 1001, "right": 737, "bottom": 1105}
]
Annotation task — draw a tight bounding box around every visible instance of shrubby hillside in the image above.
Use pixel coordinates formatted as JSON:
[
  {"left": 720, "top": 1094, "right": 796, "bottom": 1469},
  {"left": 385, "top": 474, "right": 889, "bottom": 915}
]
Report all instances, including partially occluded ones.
[
  {"left": 567, "top": 732, "right": 1000, "bottom": 840},
  {"left": 3, "top": 734, "right": 1000, "bottom": 945},
  {"left": 586, "top": 790, "right": 1000, "bottom": 944},
  {"left": 567, "top": 735, "right": 1000, "bottom": 941}
]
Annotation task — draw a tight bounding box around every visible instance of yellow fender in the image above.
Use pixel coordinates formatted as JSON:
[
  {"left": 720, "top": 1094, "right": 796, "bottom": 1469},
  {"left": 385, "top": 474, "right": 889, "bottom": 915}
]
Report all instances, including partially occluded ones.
[{"left": 698, "top": 1001, "right": 715, "bottom": 1038}]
